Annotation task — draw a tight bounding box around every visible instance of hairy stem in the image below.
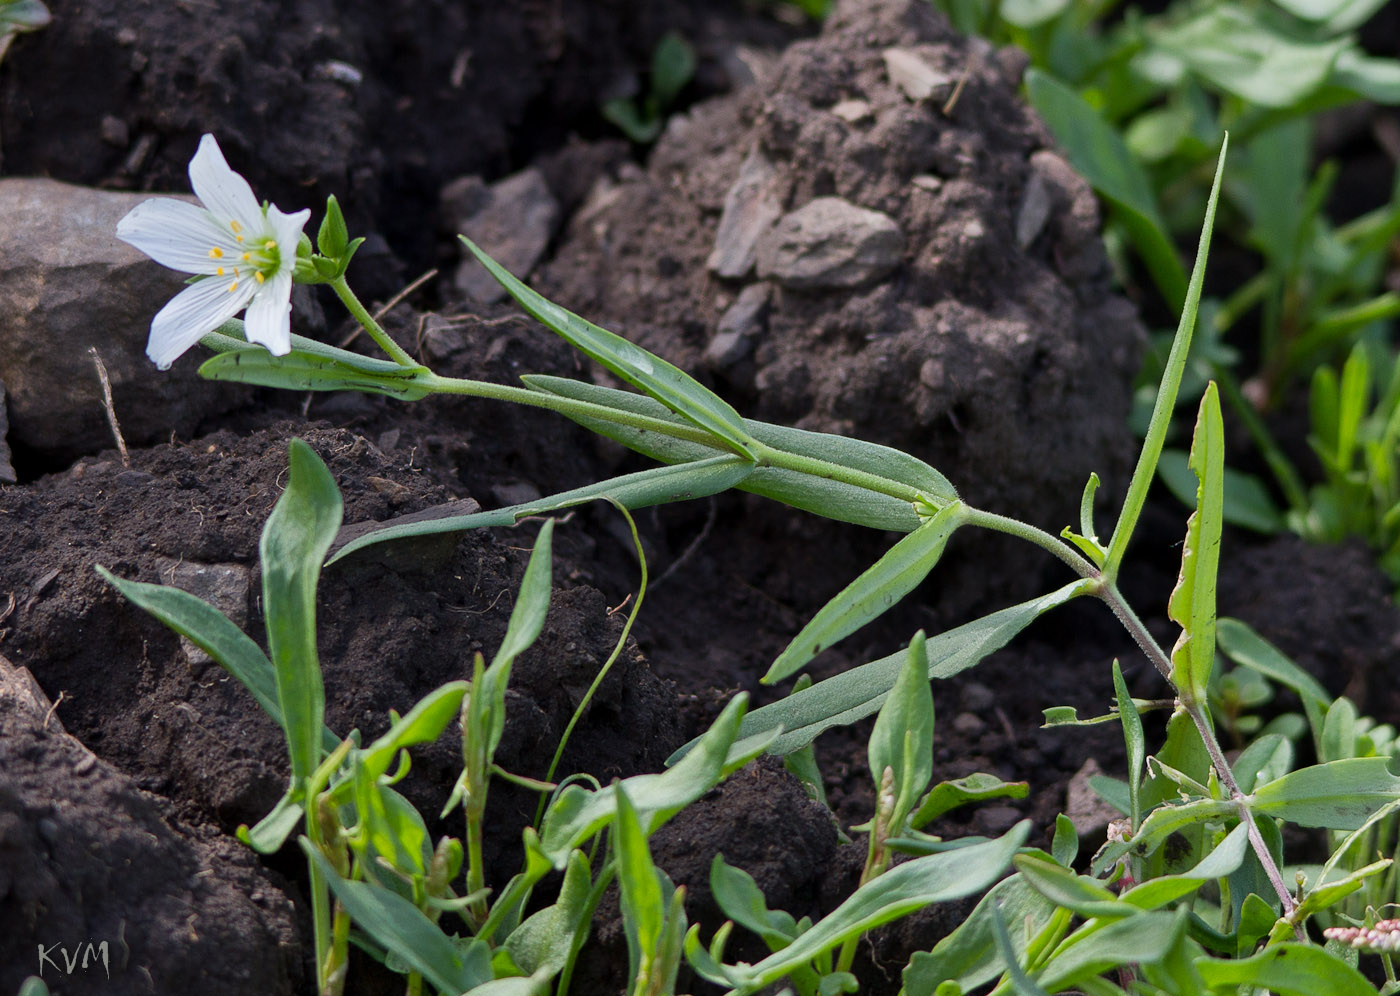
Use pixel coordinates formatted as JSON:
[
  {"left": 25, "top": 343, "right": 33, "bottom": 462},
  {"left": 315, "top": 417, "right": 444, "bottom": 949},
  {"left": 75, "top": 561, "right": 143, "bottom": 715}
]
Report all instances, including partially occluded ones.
[{"left": 331, "top": 276, "right": 418, "bottom": 368}]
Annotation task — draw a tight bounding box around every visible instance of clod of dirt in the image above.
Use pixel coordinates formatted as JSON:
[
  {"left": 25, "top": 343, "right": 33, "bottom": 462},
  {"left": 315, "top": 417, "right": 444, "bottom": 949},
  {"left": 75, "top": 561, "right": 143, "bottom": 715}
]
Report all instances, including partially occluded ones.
[
  {"left": 0, "top": 654, "right": 304, "bottom": 996},
  {"left": 539, "top": 0, "right": 1147, "bottom": 621}
]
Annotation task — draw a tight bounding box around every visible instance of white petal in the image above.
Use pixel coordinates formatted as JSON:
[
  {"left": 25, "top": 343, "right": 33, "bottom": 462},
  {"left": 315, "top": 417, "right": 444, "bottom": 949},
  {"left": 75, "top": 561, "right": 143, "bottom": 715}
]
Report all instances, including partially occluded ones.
[
  {"left": 188, "top": 134, "right": 263, "bottom": 229},
  {"left": 146, "top": 276, "right": 256, "bottom": 370},
  {"left": 117, "top": 198, "right": 239, "bottom": 274},
  {"left": 266, "top": 204, "right": 312, "bottom": 275},
  {"left": 242, "top": 272, "right": 294, "bottom": 356}
]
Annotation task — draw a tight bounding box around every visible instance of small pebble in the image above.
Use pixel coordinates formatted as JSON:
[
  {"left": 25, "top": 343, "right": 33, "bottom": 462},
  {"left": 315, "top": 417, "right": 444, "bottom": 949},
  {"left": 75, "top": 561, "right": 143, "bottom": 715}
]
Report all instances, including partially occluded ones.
[{"left": 73, "top": 753, "right": 97, "bottom": 776}]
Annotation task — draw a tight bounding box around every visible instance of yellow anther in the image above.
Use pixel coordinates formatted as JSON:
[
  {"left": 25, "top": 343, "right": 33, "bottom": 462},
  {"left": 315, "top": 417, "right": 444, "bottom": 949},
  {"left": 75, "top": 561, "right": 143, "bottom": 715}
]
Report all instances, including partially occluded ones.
[
  {"left": 242, "top": 252, "right": 252, "bottom": 261},
  {"left": 228, "top": 280, "right": 239, "bottom": 292},
  {"left": 255, "top": 271, "right": 265, "bottom": 284},
  {"left": 216, "top": 266, "right": 225, "bottom": 276},
  {"left": 230, "top": 219, "right": 243, "bottom": 233},
  {"left": 263, "top": 240, "right": 276, "bottom": 250},
  {"left": 209, "top": 247, "right": 224, "bottom": 259}
]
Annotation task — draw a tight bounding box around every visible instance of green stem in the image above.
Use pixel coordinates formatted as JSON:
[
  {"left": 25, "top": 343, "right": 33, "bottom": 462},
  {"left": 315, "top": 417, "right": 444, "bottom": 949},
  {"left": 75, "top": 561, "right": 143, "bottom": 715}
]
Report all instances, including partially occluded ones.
[
  {"left": 331, "top": 276, "right": 418, "bottom": 368},
  {"left": 748, "top": 441, "right": 927, "bottom": 505},
  {"left": 961, "top": 506, "right": 1102, "bottom": 580},
  {"left": 465, "top": 803, "right": 488, "bottom": 930}
]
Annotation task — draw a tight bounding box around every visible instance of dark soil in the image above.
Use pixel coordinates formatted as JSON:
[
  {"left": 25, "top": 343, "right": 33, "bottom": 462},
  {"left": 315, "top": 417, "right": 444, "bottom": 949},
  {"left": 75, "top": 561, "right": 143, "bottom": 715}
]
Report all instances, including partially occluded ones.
[{"left": 2, "top": 1, "right": 1397, "bottom": 994}]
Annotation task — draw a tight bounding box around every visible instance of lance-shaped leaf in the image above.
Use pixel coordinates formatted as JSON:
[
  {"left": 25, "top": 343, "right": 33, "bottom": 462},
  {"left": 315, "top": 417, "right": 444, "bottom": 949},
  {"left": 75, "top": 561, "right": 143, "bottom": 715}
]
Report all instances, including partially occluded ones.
[
  {"left": 303, "top": 843, "right": 493, "bottom": 994},
  {"left": 1248, "top": 757, "right": 1400, "bottom": 830},
  {"left": 1194, "top": 942, "right": 1375, "bottom": 996},
  {"left": 717, "top": 823, "right": 1029, "bottom": 990},
  {"left": 199, "top": 326, "right": 432, "bottom": 400},
  {"left": 1037, "top": 909, "right": 1185, "bottom": 991},
  {"left": 764, "top": 502, "right": 965, "bottom": 685},
  {"left": 524, "top": 374, "right": 957, "bottom": 530},
  {"left": 461, "top": 237, "right": 757, "bottom": 458},
  {"left": 261, "top": 439, "right": 342, "bottom": 792},
  {"left": 902, "top": 874, "right": 1057, "bottom": 996},
  {"left": 94, "top": 567, "right": 341, "bottom": 757},
  {"left": 1094, "top": 798, "right": 1236, "bottom": 875},
  {"left": 329, "top": 454, "right": 754, "bottom": 564},
  {"left": 868, "top": 632, "right": 935, "bottom": 831},
  {"left": 669, "top": 580, "right": 1090, "bottom": 761},
  {"left": 1167, "top": 382, "right": 1225, "bottom": 707}
]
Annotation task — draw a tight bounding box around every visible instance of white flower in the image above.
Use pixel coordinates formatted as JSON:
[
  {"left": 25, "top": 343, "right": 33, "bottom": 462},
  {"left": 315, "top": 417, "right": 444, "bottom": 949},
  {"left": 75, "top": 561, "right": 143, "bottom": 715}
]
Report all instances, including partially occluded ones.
[{"left": 116, "top": 134, "right": 311, "bottom": 370}]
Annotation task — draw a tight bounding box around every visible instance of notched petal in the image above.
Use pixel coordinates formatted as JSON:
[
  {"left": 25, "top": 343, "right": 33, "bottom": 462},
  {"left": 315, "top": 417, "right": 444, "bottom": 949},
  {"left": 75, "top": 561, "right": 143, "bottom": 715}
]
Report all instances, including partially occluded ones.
[
  {"left": 188, "top": 134, "right": 263, "bottom": 228},
  {"left": 117, "top": 198, "right": 236, "bottom": 274},
  {"left": 147, "top": 275, "right": 255, "bottom": 369}
]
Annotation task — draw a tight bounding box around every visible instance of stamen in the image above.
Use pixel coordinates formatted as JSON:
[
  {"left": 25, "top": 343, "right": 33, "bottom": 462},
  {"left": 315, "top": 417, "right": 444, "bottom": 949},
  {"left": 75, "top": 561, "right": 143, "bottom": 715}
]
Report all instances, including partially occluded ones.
[
  {"left": 255, "top": 272, "right": 266, "bottom": 284},
  {"left": 216, "top": 267, "right": 225, "bottom": 276},
  {"left": 264, "top": 240, "right": 277, "bottom": 250},
  {"left": 228, "top": 280, "right": 239, "bottom": 292},
  {"left": 209, "top": 247, "right": 224, "bottom": 259},
  {"left": 242, "top": 253, "right": 252, "bottom": 261},
  {"left": 230, "top": 219, "right": 243, "bottom": 233}
]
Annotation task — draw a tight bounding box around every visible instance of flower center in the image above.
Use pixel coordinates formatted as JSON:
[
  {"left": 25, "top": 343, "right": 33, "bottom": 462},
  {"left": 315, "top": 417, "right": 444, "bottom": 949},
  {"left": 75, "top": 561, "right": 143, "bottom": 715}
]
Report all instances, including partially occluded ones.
[{"left": 208, "top": 219, "right": 281, "bottom": 292}]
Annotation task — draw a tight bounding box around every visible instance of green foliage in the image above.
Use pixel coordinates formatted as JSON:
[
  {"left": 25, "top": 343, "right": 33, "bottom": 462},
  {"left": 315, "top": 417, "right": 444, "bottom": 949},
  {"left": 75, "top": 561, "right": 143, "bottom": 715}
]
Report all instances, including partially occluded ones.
[{"left": 602, "top": 31, "right": 696, "bottom": 143}]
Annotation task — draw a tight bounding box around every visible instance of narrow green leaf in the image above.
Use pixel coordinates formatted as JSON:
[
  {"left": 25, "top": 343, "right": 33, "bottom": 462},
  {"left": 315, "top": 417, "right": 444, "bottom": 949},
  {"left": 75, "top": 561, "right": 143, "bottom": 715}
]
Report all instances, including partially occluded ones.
[
  {"left": 235, "top": 782, "right": 305, "bottom": 854},
  {"left": 1167, "top": 382, "right": 1225, "bottom": 707},
  {"left": 1103, "top": 136, "right": 1227, "bottom": 581},
  {"left": 764, "top": 502, "right": 965, "bottom": 684},
  {"left": 869, "top": 632, "right": 936, "bottom": 829},
  {"left": 903, "top": 875, "right": 1058, "bottom": 996},
  {"left": 991, "top": 902, "right": 1051, "bottom": 996},
  {"left": 355, "top": 681, "right": 470, "bottom": 785},
  {"left": 733, "top": 823, "right": 1030, "bottom": 990},
  {"left": 493, "top": 518, "right": 554, "bottom": 671},
  {"left": 1012, "top": 855, "right": 1129, "bottom": 921},
  {"left": 199, "top": 345, "right": 432, "bottom": 399},
  {"left": 261, "top": 440, "right": 342, "bottom": 789},
  {"left": 1157, "top": 450, "right": 1284, "bottom": 534},
  {"left": 1118, "top": 820, "right": 1249, "bottom": 911},
  {"left": 1194, "top": 942, "right": 1375, "bottom": 996},
  {"left": 1024, "top": 69, "right": 1186, "bottom": 311},
  {"left": 1216, "top": 618, "right": 1330, "bottom": 744},
  {"left": 1038, "top": 910, "right": 1184, "bottom": 990},
  {"left": 504, "top": 849, "right": 594, "bottom": 978},
  {"left": 540, "top": 694, "right": 767, "bottom": 867},
  {"left": 614, "top": 783, "right": 665, "bottom": 984},
  {"left": 651, "top": 30, "right": 696, "bottom": 108},
  {"left": 1112, "top": 660, "right": 1145, "bottom": 829},
  {"left": 709, "top": 855, "right": 800, "bottom": 950},
  {"left": 1249, "top": 757, "right": 1400, "bottom": 829},
  {"left": 684, "top": 581, "right": 1088, "bottom": 759},
  {"left": 329, "top": 455, "right": 753, "bottom": 564},
  {"left": 95, "top": 566, "right": 341, "bottom": 756},
  {"left": 910, "top": 773, "right": 1029, "bottom": 831},
  {"left": 1094, "top": 798, "right": 1236, "bottom": 874},
  {"left": 303, "top": 843, "right": 493, "bottom": 994},
  {"left": 460, "top": 238, "right": 757, "bottom": 457},
  {"left": 523, "top": 374, "right": 957, "bottom": 529}
]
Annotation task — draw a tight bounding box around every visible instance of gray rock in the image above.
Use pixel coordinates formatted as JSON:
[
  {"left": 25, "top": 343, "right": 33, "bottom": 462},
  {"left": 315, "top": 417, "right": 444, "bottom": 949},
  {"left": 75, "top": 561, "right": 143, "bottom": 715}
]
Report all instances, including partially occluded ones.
[
  {"left": 155, "top": 559, "right": 250, "bottom": 668},
  {"left": 450, "top": 167, "right": 560, "bottom": 303},
  {"left": 707, "top": 147, "right": 785, "bottom": 280},
  {"left": 705, "top": 283, "right": 771, "bottom": 369},
  {"left": 0, "top": 378, "right": 15, "bottom": 484},
  {"left": 0, "top": 179, "right": 251, "bottom": 465},
  {"left": 883, "top": 48, "right": 952, "bottom": 102},
  {"left": 1065, "top": 757, "right": 1121, "bottom": 844},
  {"left": 756, "top": 197, "right": 905, "bottom": 290}
]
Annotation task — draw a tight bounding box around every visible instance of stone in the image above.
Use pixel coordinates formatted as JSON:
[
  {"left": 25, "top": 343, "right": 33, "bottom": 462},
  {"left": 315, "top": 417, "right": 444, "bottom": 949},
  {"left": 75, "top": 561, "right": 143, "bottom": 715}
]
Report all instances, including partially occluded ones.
[
  {"left": 756, "top": 197, "right": 905, "bottom": 290},
  {"left": 705, "top": 282, "right": 771, "bottom": 369},
  {"left": 883, "top": 47, "right": 952, "bottom": 102},
  {"left": 0, "top": 179, "right": 251, "bottom": 465},
  {"left": 155, "top": 559, "right": 251, "bottom": 668},
  {"left": 1065, "top": 758, "right": 1121, "bottom": 844},
  {"left": 707, "top": 147, "right": 785, "bottom": 279},
  {"left": 449, "top": 167, "right": 560, "bottom": 303}
]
